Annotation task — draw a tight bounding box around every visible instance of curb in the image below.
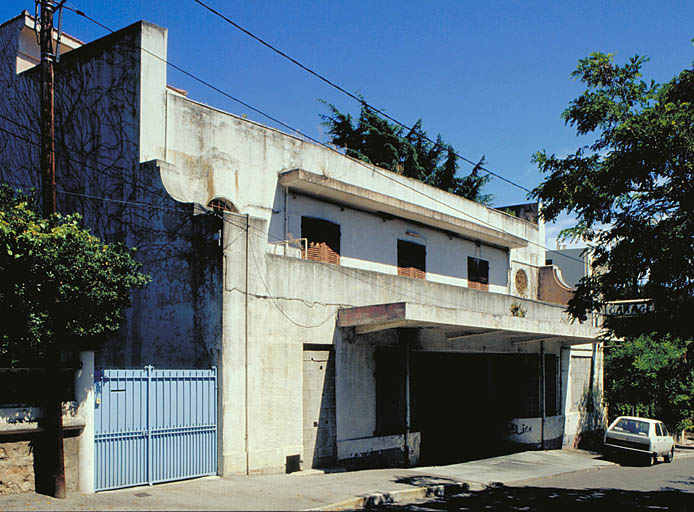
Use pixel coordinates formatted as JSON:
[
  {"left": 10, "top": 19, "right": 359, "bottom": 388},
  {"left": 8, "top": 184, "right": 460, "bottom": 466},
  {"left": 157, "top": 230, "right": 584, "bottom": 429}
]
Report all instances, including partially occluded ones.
[{"left": 306, "top": 481, "right": 469, "bottom": 511}]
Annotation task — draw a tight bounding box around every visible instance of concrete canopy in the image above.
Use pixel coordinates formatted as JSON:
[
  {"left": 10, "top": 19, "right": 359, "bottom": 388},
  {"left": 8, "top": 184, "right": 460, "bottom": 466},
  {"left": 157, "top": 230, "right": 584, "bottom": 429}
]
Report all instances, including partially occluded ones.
[
  {"left": 279, "top": 169, "right": 528, "bottom": 250},
  {"left": 337, "top": 302, "right": 600, "bottom": 345}
]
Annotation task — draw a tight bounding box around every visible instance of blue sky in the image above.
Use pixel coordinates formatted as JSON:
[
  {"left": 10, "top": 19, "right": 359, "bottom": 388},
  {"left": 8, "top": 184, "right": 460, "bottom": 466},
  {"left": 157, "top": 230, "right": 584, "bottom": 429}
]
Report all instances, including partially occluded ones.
[{"left": 2, "top": 1, "right": 691, "bottom": 248}]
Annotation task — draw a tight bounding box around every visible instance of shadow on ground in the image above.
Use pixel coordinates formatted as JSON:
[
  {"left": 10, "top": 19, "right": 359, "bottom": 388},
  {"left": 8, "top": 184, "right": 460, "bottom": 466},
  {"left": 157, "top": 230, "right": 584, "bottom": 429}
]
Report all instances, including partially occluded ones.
[{"left": 357, "top": 484, "right": 694, "bottom": 511}]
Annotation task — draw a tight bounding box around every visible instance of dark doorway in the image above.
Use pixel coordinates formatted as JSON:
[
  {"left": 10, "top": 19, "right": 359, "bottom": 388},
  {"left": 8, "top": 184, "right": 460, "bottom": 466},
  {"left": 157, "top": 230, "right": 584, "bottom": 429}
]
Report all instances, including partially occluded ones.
[{"left": 410, "top": 352, "right": 539, "bottom": 465}]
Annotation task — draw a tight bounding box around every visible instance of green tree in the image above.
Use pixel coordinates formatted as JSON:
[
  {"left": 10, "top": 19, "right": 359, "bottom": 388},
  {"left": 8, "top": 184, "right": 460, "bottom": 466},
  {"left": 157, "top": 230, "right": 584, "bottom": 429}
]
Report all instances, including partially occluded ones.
[
  {"left": 605, "top": 335, "right": 694, "bottom": 432},
  {"left": 321, "top": 100, "right": 493, "bottom": 205},
  {"left": 0, "top": 184, "right": 150, "bottom": 367},
  {"left": 531, "top": 52, "right": 694, "bottom": 340}
]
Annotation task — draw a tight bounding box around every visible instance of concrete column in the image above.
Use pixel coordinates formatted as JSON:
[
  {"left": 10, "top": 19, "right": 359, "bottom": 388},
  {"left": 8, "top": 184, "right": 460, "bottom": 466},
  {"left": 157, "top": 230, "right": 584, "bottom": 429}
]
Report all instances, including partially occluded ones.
[{"left": 74, "top": 351, "right": 94, "bottom": 493}]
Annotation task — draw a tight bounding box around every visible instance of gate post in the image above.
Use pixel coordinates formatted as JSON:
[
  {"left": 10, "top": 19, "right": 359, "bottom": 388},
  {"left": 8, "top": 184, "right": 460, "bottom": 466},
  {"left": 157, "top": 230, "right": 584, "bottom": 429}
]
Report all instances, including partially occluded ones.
[
  {"left": 75, "top": 351, "right": 95, "bottom": 493},
  {"left": 146, "top": 365, "right": 154, "bottom": 486}
]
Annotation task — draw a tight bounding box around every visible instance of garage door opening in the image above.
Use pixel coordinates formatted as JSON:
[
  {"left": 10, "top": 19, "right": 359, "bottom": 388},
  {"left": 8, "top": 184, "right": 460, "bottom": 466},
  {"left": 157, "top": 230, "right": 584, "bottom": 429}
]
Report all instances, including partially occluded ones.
[{"left": 409, "top": 352, "right": 541, "bottom": 465}]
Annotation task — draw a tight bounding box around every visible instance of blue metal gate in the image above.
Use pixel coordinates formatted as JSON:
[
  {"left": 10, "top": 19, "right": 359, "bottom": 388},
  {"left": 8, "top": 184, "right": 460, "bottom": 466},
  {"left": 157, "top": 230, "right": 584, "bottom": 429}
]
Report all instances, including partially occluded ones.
[{"left": 94, "top": 366, "right": 217, "bottom": 491}]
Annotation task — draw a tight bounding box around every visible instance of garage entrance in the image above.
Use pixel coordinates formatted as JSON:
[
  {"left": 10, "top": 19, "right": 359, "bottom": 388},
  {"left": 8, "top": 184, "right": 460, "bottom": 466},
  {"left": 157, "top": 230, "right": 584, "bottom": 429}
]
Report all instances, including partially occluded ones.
[
  {"left": 374, "top": 348, "right": 542, "bottom": 465},
  {"left": 412, "top": 352, "right": 540, "bottom": 464}
]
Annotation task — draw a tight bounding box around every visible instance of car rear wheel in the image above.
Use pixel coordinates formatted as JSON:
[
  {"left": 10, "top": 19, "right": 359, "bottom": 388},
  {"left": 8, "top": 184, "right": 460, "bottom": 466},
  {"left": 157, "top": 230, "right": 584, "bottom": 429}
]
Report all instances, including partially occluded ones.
[{"left": 665, "top": 447, "right": 674, "bottom": 463}]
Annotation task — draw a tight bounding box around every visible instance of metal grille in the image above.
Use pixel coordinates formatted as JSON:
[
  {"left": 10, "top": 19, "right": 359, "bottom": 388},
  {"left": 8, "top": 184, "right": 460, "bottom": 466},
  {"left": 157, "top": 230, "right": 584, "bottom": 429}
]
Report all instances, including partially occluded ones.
[{"left": 94, "top": 366, "right": 217, "bottom": 491}]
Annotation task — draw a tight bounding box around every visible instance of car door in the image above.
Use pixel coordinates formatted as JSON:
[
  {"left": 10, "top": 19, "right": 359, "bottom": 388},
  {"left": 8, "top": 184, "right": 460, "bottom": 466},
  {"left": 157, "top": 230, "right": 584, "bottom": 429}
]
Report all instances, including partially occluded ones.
[
  {"left": 659, "top": 423, "right": 673, "bottom": 453},
  {"left": 654, "top": 423, "right": 666, "bottom": 455}
]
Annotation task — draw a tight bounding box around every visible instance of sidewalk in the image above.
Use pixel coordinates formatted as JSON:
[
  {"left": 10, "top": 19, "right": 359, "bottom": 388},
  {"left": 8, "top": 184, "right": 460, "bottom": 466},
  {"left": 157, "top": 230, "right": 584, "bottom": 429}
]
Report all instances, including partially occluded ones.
[{"left": 0, "top": 450, "right": 626, "bottom": 511}]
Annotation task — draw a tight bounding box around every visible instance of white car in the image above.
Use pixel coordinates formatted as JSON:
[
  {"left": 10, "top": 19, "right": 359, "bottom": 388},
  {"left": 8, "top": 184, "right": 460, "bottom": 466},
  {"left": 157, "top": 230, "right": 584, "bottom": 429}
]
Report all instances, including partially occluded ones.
[{"left": 603, "top": 416, "right": 675, "bottom": 465}]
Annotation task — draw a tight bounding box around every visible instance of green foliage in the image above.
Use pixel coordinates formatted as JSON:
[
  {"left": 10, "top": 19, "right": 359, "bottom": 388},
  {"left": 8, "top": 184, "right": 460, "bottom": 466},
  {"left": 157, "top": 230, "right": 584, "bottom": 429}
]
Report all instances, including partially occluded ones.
[
  {"left": 532, "top": 51, "right": 694, "bottom": 339},
  {"left": 320, "top": 100, "right": 493, "bottom": 205},
  {"left": 0, "top": 184, "right": 150, "bottom": 367},
  {"left": 604, "top": 335, "right": 694, "bottom": 432}
]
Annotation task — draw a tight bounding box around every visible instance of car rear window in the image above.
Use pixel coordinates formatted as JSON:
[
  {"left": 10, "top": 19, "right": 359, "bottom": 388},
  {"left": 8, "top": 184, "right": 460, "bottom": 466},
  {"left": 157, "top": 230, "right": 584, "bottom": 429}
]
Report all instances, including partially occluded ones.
[{"left": 613, "top": 419, "right": 650, "bottom": 436}]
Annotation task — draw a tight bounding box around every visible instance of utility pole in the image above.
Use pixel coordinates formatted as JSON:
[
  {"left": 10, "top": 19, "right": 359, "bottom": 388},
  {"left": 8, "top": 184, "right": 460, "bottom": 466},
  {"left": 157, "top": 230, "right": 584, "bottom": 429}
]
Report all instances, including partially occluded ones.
[
  {"left": 38, "top": 0, "right": 56, "bottom": 218},
  {"left": 37, "top": 0, "right": 65, "bottom": 499}
]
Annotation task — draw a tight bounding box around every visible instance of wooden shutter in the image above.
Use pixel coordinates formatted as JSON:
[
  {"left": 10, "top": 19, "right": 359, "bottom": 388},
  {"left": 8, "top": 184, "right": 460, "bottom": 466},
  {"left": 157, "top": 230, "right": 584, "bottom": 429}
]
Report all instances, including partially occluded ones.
[{"left": 302, "top": 217, "right": 341, "bottom": 265}]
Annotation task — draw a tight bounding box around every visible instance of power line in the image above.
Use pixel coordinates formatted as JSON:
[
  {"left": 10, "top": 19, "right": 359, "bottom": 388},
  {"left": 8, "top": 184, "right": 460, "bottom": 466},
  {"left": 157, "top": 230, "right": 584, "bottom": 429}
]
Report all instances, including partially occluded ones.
[
  {"left": 43, "top": 4, "right": 587, "bottom": 265},
  {"left": 189, "top": 0, "right": 532, "bottom": 194},
  {"left": 0, "top": 112, "right": 178, "bottom": 204},
  {"left": 1, "top": 120, "right": 598, "bottom": 321}
]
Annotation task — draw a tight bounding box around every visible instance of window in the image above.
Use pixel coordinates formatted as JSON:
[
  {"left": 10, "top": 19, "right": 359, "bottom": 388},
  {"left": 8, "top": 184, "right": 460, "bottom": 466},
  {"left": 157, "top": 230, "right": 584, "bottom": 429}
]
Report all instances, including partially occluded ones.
[
  {"left": 397, "top": 240, "right": 426, "bottom": 280},
  {"left": 301, "top": 217, "right": 340, "bottom": 264},
  {"left": 467, "top": 257, "right": 489, "bottom": 290},
  {"left": 655, "top": 423, "right": 663, "bottom": 436},
  {"left": 661, "top": 423, "right": 669, "bottom": 436},
  {"left": 207, "top": 197, "right": 237, "bottom": 214}
]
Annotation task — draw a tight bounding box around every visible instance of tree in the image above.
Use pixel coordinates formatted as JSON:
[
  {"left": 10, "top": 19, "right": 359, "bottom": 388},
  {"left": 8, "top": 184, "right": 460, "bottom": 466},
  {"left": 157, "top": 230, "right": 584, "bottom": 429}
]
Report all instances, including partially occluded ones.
[
  {"left": 531, "top": 52, "right": 694, "bottom": 340},
  {"left": 604, "top": 335, "right": 694, "bottom": 432},
  {"left": 320, "top": 100, "right": 493, "bottom": 205},
  {"left": 0, "top": 184, "right": 150, "bottom": 367}
]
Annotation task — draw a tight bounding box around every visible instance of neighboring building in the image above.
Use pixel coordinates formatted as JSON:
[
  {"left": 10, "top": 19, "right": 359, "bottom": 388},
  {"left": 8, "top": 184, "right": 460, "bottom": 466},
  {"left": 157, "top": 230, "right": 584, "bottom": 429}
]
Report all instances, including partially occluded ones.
[
  {"left": 545, "top": 246, "right": 592, "bottom": 289},
  {"left": 0, "top": 12, "right": 604, "bottom": 491}
]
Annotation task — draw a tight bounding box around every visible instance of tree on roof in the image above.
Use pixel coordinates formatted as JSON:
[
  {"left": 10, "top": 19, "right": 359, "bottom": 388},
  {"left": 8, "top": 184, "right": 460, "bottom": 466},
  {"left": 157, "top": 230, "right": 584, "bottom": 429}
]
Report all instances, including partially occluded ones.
[{"left": 320, "top": 100, "right": 493, "bottom": 205}]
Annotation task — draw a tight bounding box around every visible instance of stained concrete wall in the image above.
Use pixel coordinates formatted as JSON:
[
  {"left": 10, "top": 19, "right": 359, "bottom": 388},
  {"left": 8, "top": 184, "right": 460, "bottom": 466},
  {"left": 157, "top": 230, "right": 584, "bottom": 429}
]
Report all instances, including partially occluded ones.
[
  {"left": 219, "top": 212, "right": 600, "bottom": 473},
  {"left": 0, "top": 12, "right": 601, "bottom": 477},
  {"left": 0, "top": 16, "right": 222, "bottom": 371}
]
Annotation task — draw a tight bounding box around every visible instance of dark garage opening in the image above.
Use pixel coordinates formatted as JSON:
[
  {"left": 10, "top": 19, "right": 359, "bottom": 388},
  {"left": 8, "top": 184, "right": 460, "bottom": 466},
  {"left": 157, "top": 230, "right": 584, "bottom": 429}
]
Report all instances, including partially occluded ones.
[{"left": 409, "top": 352, "right": 540, "bottom": 465}]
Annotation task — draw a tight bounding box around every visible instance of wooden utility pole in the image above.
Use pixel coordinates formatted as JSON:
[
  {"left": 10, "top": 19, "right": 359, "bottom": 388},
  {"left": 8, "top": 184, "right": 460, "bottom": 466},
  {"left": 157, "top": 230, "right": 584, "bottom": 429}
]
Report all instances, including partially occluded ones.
[
  {"left": 39, "top": 0, "right": 56, "bottom": 218},
  {"left": 37, "top": 0, "right": 65, "bottom": 498}
]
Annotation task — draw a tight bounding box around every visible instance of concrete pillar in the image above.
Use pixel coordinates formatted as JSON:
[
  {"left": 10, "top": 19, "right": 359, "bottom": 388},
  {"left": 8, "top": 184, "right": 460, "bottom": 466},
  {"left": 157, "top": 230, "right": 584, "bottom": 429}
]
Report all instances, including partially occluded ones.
[{"left": 74, "top": 351, "right": 94, "bottom": 493}]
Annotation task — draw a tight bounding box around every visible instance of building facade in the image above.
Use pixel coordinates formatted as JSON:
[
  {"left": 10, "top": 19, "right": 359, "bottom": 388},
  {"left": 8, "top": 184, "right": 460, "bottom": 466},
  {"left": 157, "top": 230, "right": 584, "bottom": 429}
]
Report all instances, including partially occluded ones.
[{"left": 0, "top": 12, "right": 604, "bottom": 486}]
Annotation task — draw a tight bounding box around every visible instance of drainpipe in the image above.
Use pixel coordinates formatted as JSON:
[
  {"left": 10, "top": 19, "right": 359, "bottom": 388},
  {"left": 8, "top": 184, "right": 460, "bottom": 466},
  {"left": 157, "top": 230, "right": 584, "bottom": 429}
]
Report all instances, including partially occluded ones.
[
  {"left": 284, "top": 186, "right": 289, "bottom": 244},
  {"left": 540, "top": 341, "right": 545, "bottom": 450},
  {"left": 245, "top": 213, "right": 250, "bottom": 475}
]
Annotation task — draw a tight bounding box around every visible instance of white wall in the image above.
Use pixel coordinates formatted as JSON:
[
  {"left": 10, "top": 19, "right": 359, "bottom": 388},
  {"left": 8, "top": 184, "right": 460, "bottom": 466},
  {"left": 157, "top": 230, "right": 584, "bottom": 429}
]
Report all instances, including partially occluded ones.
[{"left": 281, "top": 194, "right": 510, "bottom": 292}]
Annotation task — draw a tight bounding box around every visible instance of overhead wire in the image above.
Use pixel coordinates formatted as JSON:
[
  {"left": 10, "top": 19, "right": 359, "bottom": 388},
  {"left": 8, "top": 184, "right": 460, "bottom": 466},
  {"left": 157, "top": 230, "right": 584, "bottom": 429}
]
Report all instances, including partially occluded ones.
[
  {"left": 63, "top": 3, "right": 590, "bottom": 265},
  {"left": 189, "top": 0, "right": 532, "bottom": 193},
  {"left": 0, "top": 112, "right": 178, "bottom": 204},
  {"left": 1, "top": 121, "right": 598, "bottom": 324},
  {"left": 10, "top": 3, "right": 591, "bottom": 274}
]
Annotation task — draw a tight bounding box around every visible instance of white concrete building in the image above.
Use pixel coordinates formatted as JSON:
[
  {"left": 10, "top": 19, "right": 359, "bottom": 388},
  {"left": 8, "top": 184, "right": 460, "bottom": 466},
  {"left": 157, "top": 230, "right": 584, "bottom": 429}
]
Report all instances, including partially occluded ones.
[{"left": 0, "top": 12, "right": 604, "bottom": 485}]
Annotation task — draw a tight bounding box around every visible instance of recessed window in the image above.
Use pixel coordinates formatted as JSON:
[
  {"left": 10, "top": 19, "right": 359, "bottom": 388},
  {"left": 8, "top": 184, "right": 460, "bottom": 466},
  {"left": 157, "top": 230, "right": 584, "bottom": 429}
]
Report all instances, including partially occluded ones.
[
  {"left": 467, "top": 257, "right": 489, "bottom": 291},
  {"left": 207, "top": 198, "right": 237, "bottom": 215},
  {"left": 301, "top": 217, "right": 340, "bottom": 264},
  {"left": 397, "top": 240, "right": 426, "bottom": 280}
]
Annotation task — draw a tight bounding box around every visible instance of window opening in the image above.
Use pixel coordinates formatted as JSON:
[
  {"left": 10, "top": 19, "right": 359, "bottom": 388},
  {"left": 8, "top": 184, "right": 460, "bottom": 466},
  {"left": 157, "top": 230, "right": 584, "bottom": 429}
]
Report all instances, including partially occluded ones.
[
  {"left": 397, "top": 240, "right": 426, "bottom": 280},
  {"left": 208, "top": 198, "right": 237, "bottom": 215},
  {"left": 467, "top": 256, "right": 489, "bottom": 290},
  {"left": 301, "top": 217, "right": 340, "bottom": 264}
]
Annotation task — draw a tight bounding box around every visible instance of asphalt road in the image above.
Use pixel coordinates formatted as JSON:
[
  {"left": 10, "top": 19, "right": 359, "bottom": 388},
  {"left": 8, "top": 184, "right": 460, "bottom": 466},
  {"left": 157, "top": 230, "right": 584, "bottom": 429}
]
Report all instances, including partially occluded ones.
[{"left": 367, "top": 453, "right": 694, "bottom": 511}]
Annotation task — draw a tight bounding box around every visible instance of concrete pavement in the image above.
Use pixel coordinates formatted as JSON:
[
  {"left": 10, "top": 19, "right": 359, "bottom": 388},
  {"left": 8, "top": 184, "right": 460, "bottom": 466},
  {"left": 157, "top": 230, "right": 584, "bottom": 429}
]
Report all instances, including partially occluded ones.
[{"left": 1, "top": 449, "right": 680, "bottom": 511}]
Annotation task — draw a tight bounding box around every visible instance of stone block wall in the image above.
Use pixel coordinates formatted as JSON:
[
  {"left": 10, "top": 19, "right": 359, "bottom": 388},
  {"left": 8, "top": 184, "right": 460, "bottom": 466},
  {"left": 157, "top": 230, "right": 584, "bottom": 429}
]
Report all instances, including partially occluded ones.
[{"left": 0, "top": 430, "right": 80, "bottom": 496}]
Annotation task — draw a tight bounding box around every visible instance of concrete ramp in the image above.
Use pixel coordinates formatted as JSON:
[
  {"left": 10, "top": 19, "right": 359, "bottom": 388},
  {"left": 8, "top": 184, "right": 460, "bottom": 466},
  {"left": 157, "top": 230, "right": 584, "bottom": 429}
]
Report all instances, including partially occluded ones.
[{"left": 409, "top": 450, "right": 614, "bottom": 488}]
